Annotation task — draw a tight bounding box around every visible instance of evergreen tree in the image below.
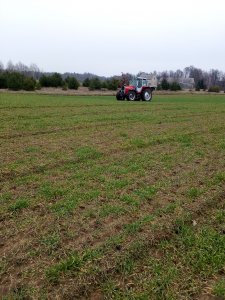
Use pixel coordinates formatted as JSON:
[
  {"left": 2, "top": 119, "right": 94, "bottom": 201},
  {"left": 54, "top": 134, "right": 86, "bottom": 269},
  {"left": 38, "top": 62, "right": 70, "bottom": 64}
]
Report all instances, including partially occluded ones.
[
  {"left": 170, "top": 82, "right": 181, "bottom": 91},
  {"left": 161, "top": 78, "right": 170, "bottom": 90},
  {"left": 83, "top": 78, "right": 90, "bottom": 87},
  {"left": 67, "top": 77, "right": 80, "bottom": 90},
  {"left": 7, "top": 72, "right": 24, "bottom": 90},
  {"left": 23, "top": 77, "right": 36, "bottom": 91},
  {"left": 89, "top": 77, "right": 101, "bottom": 90}
]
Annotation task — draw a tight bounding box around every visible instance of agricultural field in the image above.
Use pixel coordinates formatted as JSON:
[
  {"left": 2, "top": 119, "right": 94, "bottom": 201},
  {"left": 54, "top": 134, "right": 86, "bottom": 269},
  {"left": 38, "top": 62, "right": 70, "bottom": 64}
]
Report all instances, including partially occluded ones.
[{"left": 0, "top": 93, "right": 225, "bottom": 299}]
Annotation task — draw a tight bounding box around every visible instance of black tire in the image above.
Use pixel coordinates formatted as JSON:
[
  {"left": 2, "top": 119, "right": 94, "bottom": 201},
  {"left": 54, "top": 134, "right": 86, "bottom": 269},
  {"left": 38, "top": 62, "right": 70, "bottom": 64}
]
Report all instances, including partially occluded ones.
[
  {"left": 116, "top": 94, "right": 122, "bottom": 100},
  {"left": 126, "top": 90, "right": 136, "bottom": 101},
  {"left": 141, "top": 88, "right": 152, "bottom": 101},
  {"left": 116, "top": 91, "right": 125, "bottom": 100}
]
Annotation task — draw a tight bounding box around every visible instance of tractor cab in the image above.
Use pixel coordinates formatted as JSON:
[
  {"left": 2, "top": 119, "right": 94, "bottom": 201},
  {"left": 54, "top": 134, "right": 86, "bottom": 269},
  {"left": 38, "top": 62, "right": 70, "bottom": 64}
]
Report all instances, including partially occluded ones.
[
  {"left": 136, "top": 78, "right": 147, "bottom": 92},
  {"left": 129, "top": 77, "right": 147, "bottom": 91}
]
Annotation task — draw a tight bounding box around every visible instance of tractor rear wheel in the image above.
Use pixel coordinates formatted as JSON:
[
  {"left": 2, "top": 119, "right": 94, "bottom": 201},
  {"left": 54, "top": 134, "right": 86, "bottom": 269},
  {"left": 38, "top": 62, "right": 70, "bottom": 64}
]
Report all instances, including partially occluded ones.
[
  {"left": 127, "top": 91, "right": 136, "bottom": 101},
  {"left": 142, "top": 89, "right": 152, "bottom": 101}
]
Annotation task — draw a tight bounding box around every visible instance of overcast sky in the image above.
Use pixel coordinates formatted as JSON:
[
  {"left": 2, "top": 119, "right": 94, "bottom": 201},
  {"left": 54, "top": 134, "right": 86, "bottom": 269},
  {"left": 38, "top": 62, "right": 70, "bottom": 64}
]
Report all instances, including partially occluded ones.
[{"left": 1, "top": 0, "right": 225, "bottom": 76}]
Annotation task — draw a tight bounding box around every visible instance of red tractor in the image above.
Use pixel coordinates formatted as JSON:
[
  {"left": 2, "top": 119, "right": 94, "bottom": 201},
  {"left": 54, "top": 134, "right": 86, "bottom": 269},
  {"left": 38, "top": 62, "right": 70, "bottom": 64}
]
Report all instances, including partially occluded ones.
[{"left": 116, "top": 77, "right": 155, "bottom": 101}]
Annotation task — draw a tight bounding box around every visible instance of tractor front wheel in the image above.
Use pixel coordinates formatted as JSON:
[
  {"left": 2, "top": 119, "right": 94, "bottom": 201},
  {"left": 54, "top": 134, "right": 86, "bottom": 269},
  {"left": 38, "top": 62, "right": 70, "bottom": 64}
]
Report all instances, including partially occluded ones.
[
  {"left": 142, "top": 89, "right": 152, "bottom": 101},
  {"left": 116, "top": 91, "right": 124, "bottom": 100},
  {"left": 127, "top": 91, "right": 136, "bottom": 101}
]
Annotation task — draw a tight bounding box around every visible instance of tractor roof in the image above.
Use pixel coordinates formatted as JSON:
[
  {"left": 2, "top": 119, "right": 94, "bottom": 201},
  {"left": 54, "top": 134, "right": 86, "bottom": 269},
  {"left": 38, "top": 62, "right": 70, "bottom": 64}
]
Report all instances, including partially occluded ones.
[{"left": 137, "top": 77, "right": 147, "bottom": 80}]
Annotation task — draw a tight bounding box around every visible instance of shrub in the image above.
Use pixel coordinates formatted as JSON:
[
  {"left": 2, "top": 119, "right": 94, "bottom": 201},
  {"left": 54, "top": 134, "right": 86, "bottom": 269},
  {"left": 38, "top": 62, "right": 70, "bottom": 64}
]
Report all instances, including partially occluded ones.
[
  {"left": 83, "top": 78, "right": 90, "bottom": 87},
  {"left": 161, "top": 79, "right": 170, "bottom": 90},
  {"left": 170, "top": 81, "right": 181, "bottom": 91},
  {"left": 23, "top": 77, "right": 36, "bottom": 91},
  {"left": 39, "top": 75, "right": 50, "bottom": 87},
  {"left": 107, "top": 77, "right": 119, "bottom": 90},
  {"left": 0, "top": 71, "right": 37, "bottom": 90},
  {"left": 35, "top": 81, "right": 41, "bottom": 90},
  {"left": 89, "top": 77, "right": 101, "bottom": 90},
  {"left": 196, "top": 79, "right": 206, "bottom": 90},
  {"left": 208, "top": 86, "right": 220, "bottom": 93},
  {"left": 157, "top": 84, "right": 162, "bottom": 90},
  {"left": 50, "top": 73, "right": 63, "bottom": 87},
  {"left": 39, "top": 73, "right": 63, "bottom": 87},
  {"left": 67, "top": 77, "right": 80, "bottom": 90},
  {"left": 7, "top": 72, "right": 24, "bottom": 90},
  {"left": 101, "top": 81, "right": 107, "bottom": 89},
  {"left": 0, "top": 73, "right": 8, "bottom": 89}
]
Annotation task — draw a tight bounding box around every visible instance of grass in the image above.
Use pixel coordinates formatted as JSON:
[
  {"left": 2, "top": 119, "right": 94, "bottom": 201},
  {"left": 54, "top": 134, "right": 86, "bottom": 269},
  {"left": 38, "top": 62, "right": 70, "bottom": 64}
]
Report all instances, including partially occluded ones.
[
  {"left": 0, "top": 93, "right": 225, "bottom": 299},
  {"left": 8, "top": 198, "right": 29, "bottom": 212},
  {"left": 40, "top": 232, "right": 60, "bottom": 253},
  {"left": 213, "top": 279, "right": 225, "bottom": 297},
  {"left": 45, "top": 252, "right": 84, "bottom": 283}
]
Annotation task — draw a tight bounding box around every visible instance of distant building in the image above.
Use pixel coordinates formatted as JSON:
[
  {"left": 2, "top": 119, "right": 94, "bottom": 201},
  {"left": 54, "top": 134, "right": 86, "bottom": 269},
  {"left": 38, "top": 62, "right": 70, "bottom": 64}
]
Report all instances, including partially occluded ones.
[
  {"left": 179, "top": 77, "right": 195, "bottom": 89},
  {"left": 138, "top": 72, "right": 158, "bottom": 88},
  {"left": 160, "top": 76, "right": 195, "bottom": 89}
]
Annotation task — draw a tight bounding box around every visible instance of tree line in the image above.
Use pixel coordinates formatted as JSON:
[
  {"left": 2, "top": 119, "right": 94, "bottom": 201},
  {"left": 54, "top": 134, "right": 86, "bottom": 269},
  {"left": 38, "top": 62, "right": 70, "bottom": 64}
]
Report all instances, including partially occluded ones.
[
  {"left": 0, "top": 71, "right": 64, "bottom": 91},
  {"left": 0, "top": 71, "right": 120, "bottom": 91},
  {"left": 0, "top": 61, "right": 225, "bottom": 92},
  {"left": 0, "top": 60, "right": 120, "bottom": 91},
  {"left": 156, "top": 66, "right": 225, "bottom": 91},
  {"left": 157, "top": 79, "right": 182, "bottom": 91}
]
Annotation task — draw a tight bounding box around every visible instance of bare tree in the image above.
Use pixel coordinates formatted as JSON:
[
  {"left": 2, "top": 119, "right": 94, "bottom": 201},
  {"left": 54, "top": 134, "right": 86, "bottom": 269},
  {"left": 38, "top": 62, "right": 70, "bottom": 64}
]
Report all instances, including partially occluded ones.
[
  {"left": 0, "top": 61, "right": 4, "bottom": 71},
  {"left": 209, "top": 69, "right": 220, "bottom": 86},
  {"left": 6, "top": 60, "right": 15, "bottom": 71},
  {"left": 29, "top": 63, "right": 41, "bottom": 79},
  {"left": 161, "top": 71, "right": 169, "bottom": 79},
  {"left": 120, "top": 72, "right": 133, "bottom": 86},
  {"left": 14, "top": 62, "right": 29, "bottom": 73},
  {"left": 220, "top": 74, "right": 225, "bottom": 90},
  {"left": 174, "top": 69, "right": 184, "bottom": 79}
]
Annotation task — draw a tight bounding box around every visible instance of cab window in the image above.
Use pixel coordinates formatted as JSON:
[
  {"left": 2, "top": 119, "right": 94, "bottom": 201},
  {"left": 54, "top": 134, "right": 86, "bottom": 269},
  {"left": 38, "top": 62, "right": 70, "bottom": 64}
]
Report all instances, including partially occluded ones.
[
  {"left": 137, "top": 79, "right": 142, "bottom": 88},
  {"left": 142, "top": 79, "right": 147, "bottom": 86}
]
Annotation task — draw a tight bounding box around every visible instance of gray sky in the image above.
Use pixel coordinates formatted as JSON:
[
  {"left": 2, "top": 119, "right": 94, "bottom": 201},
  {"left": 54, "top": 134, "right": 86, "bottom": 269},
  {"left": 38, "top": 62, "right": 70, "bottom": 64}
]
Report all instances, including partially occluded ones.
[{"left": 1, "top": 0, "right": 225, "bottom": 76}]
